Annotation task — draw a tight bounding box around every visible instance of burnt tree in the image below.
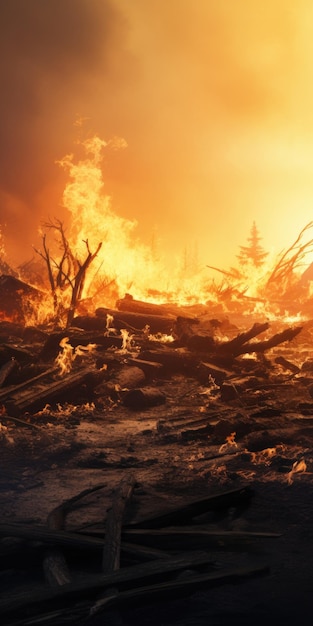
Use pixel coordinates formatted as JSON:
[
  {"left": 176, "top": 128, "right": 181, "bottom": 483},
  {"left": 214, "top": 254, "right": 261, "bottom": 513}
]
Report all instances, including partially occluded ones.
[{"left": 34, "top": 219, "right": 102, "bottom": 327}]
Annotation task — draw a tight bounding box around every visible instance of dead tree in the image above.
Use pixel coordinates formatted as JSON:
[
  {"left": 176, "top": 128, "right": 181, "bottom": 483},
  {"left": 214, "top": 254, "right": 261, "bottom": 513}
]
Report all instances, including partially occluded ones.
[
  {"left": 34, "top": 220, "right": 102, "bottom": 327},
  {"left": 265, "top": 221, "right": 313, "bottom": 292}
]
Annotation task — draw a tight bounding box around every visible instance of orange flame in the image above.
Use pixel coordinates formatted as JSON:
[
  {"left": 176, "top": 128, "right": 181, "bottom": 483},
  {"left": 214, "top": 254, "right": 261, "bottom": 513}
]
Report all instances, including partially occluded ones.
[
  {"left": 56, "top": 136, "right": 218, "bottom": 309},
  {"left": 219, "top": 431, "right": 238, "bottom": 454},
  {"left": 55, "top": 337, "right": 97, "bottom": 376},
  {"left": 287, "top": 459, "right": 307, "bottom": 485}
]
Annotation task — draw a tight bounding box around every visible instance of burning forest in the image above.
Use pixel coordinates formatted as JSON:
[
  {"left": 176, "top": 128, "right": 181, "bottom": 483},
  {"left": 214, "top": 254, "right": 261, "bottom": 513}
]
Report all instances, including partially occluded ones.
[{"left": 1, "top": 136, "right": 313, "bottom": 625}]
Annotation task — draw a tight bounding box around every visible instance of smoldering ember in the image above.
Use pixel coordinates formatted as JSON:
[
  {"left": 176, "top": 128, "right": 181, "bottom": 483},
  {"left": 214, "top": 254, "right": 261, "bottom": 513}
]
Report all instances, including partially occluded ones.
[{"left": 3, "top": 215, "right": 313, "bottom": 625}]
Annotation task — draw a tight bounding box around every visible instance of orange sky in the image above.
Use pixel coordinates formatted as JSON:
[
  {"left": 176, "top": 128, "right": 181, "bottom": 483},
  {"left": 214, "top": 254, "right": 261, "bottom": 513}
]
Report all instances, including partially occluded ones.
[{"left": 1, "top": 0, "right": 313, "bottom": 272}]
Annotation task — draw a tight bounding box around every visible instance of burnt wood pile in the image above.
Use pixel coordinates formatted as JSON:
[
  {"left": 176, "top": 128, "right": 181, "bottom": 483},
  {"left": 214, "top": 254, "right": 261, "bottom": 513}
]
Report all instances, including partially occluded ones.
[
  {"left": 0, "top": 480, "right": 279, "bottom": 625},
  {"left": 1, "top": 292, "right": 313, "bottom": 622},
  {"left": 0, "top": 293, "right": 306, "bottom": 417}
]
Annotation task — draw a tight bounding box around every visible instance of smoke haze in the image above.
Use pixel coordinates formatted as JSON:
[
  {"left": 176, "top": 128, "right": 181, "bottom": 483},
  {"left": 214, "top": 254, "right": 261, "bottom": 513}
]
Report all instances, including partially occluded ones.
[{"left": 1, "top": 0, "right": 313, "bottom": 269}]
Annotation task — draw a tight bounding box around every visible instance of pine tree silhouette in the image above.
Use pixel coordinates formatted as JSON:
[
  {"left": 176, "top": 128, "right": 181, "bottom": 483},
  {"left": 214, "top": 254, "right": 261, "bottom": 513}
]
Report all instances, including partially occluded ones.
[{"left": 237, "top": 221, "right": 268, "bottom": 268}]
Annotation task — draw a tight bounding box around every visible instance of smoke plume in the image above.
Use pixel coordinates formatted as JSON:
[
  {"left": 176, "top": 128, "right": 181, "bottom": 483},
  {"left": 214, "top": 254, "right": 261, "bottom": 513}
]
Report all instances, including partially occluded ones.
[{"left": 1, "top": 0, "right": 313, "bottom": 269}]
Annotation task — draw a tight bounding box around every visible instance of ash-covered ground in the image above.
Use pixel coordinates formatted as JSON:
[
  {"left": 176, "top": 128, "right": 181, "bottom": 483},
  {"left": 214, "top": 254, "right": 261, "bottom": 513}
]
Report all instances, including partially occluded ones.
[{"left": 1, "top": 311, "right": 313, "bottom": 625}]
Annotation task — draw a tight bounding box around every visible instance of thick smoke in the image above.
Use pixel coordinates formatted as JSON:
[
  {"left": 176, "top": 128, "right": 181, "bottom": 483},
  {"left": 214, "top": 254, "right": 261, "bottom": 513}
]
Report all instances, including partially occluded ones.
[
  {"left": 0, "top": 0, "right": 131, "bottom": 261},
  {"left": 1, "top": 0, "right": 313, "bottom": 268}
]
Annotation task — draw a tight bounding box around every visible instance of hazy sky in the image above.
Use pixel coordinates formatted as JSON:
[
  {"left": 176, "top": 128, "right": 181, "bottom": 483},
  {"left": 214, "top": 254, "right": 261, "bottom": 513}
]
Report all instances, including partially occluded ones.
[{"left": 1, "top": 0, "right": 313, "bottom": 269}]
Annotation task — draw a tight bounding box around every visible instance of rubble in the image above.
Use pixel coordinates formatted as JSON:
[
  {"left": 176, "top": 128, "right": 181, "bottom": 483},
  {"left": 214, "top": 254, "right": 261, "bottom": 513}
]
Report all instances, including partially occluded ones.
[
  {"left": 0, "top": 482, "right": 274, "bottom": 625},
  {"left": 1, "top": 283, "right": 313, "bottom": 623}
]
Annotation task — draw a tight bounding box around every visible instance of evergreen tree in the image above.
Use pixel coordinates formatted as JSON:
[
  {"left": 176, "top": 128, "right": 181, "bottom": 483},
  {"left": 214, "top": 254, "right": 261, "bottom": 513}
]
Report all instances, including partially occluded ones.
[{"left": 237, "top": 221, "right": 268, "bottom": 268}]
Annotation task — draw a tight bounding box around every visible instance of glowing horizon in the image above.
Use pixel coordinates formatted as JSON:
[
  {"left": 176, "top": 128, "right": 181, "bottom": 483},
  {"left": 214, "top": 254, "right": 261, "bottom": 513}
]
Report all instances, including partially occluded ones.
[{"left": 1, "top": 1, "right": 313, "bottom": 274}]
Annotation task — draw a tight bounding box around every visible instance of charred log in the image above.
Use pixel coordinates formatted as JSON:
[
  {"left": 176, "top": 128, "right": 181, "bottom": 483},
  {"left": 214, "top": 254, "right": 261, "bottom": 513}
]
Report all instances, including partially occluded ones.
[
  {"left": 116, "top": 294, "right": 181, "bottom": 317},
  {"left": 95, "top": 307, "right": 176, "bottom": 334},
  {"left": 126, "top": 486, "right": 254, "bottom": 529},
  {"left": 122, "top": 387, "right": 167, "bottom": 410},
  {"left": 0, "top": 366, "right": 106, "bottom": 416},
  {"left": 102, "top": 474, "right": 136, "bottom": 573},
  {"left": 0, "top": 358, "right": 17, "bottom": 387}
]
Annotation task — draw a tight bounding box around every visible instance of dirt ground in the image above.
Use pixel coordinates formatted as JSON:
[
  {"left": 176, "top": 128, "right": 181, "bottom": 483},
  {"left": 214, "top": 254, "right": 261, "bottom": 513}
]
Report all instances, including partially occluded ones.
[
  {"left": 1, "top": 313, "right": 313, "bottom": 625},
  {"left": 1, "top": 368, "right": 313, "bottom": 625}
]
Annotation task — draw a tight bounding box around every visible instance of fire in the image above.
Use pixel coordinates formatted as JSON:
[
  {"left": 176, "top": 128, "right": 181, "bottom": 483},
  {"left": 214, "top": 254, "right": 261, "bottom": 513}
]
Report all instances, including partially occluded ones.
[
  {"left": 249, "top": 447, "right": 278, "bottom": 465},
  {"left": 144, "top": 326, "right": 175, "bottom": 343},
  {"left": 55, "top": 337, "right": 97, "bottom": 376},
  {"left": 286, "top": 459, "right": 307, "bottom": 485},
  {"left": 219, "top": 432, "right": 238, "bottom": 454},
  {"left": 55, "top": 136, "right": 218, "bottom": 309},
  {"left": 105, "top": 314, "right": 117, "bottom": 335},
  {"left": 3, "top": 133, "right": 313, "bottom": 325},
  {"left": 55, "top": 337, "right": 74, "bottom": 375},
  {"left": 51, "top": 136, "right": 313, "bottom": 319},
  {"left": 120, "top": 329, "right": 135, "bottom": 353}
]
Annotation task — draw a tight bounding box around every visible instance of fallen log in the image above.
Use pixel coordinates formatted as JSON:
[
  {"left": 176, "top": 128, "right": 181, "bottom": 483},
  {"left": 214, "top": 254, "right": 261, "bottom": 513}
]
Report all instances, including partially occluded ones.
[
  {"left": 0, "top": 551, "right": 217, "bottom": 620},
  {"left": 0, "top": 522, "right": 170, "bottom": 563},
  {"left": 137, "top": 347, "right": 237, "bottom": 378},
  {"left": 43, "top": 485, "right": 105, "bottom": 587},
  {"left": 126, "top": 357, "right": 164, "bottom": 377},
  {"left": 275, "top": 355, "right": 300, "bottom": 374},
  {"left": 0, "top": 358, "right": 17, "bottom": 387},
  {"left": 125, "top": 486, "right": 254, "bottom": 529},
  {"left": 233, "top": 326, "right": 303, "bottom": 356},
  {"left": 197, "top": 360, "right": 234, "bottom": 384},
  {"left": 120, "top": 542, "right": 171, "bottom": 562},
  {"left": 1, "top": 366, "right": 105, "bottom": 416},
  {"left": 40, "top": 330, "right": 122, "bottom": 361},
  {"left": 95, "top": 307, "right": 176, "bottom": 334},
  {"left": 139, "top": 348, "right": 200, "bottom": 375},
  {"left": 122, "top": 387, "right": 166, "bottom": 410},
  {"left": 123, "top": 527, "right": 281, "bottom": 551},
  {"left": 102, "top": 474, "right": 136, "bottom": 573},
  {"left": 43, "top": 514, "right": 71, "bottom": 588},
  {"left": 107, "top": 365, "right": 146, "bottom": 391},
  {"left": 219, "top": 325, "right": 303, "bottom": 357},
  {"left": 218, "top": 322, "right": 270, "bottom": 354},
  {"left": 0, "top": 523, "right": 105, "bottom": 550},
  {"left": 186, "top": 332, "right": 216, "bottom": 352},
  {"left": 116, "top": 295, "right": 179, "bottom": 317},
  {"left": 93, "top": 475, "right": 136, "bottom": 619},
  {"left": 2, "top": 561, "right": 269, "bottom": 625},
  {"left": 90, "top": 560, "right": 270, "bottom": 619},
  {"left": 0, "top": 366, "right": 57, "bottom": 403}
]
